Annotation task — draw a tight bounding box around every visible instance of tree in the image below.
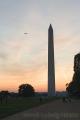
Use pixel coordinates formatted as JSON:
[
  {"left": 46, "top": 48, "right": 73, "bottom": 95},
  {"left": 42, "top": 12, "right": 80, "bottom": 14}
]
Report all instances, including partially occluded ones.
[
  {"left": 0, "top": 91, "right": 9, "bottom": 104},
  {"left": 66, "top": 72, "right": 80, "bottom": 97},
  {"left": 66, "top": 53, "right": 80, "bottom": 97},
  {"left": 18, "top": 84, "right": 35, "bottom": 97}
]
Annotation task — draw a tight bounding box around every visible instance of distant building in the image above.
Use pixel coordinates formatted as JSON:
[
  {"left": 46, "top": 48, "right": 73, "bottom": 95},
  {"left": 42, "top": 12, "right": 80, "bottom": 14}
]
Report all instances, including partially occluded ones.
[
  {"left": 74, "top": 53, "right": 80, "bottom": 72},
  {"left": 56, "top": 91, "right": 68, "bottom": 97}
]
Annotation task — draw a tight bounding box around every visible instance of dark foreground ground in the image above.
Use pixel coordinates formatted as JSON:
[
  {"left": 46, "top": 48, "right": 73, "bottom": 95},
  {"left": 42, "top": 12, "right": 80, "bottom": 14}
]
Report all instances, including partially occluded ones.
[
  {"left": 1, "top": 99, "right": 80, "bottom": 120},
  {"left": 0, "top": 97, "right": 57, "bottom": 119}
]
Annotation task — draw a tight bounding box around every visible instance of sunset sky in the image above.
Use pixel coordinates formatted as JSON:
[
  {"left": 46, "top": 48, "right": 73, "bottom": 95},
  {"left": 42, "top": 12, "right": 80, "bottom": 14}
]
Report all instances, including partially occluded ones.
[{"left": 0, "top": 0, "right": 80, "bottom": 92}]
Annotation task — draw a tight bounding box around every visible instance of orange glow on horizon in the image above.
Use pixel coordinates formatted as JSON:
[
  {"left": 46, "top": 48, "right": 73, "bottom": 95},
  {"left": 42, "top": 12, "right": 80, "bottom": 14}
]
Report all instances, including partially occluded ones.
[{"left": 0, "top": 64, "right": 74, "bottom": 92}]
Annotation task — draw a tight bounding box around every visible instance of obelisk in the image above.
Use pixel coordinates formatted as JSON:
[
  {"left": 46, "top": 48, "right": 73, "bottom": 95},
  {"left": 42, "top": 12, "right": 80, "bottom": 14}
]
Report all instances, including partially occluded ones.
[{"left": 48, "top": 24, "right": 55, "bottom": 96}]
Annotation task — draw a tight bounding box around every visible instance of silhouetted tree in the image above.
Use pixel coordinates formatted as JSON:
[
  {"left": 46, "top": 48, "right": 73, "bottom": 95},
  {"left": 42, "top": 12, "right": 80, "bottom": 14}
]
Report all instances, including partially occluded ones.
[
  {"left": 0, "top": 91, "right": 9, "bottom": 104},
  {"left": 66, "top": 53, "right": 80, "bottom": 97},
  {"left": 66, "top": 72, "right": 80, "bottom": 97},
  {"left": 18, "top": 84, "right": 35, "bottom": 97}
]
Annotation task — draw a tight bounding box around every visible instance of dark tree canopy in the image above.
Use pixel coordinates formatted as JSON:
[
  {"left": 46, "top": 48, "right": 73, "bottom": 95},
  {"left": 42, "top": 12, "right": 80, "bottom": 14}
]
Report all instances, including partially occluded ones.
[
  {"left": 66, "top": 53, "right": 80, "bottom": 97},
  {"left": 66, "top": 72, "right": 80, "bottom": 97},
  {"left": 18, "top": 84, "right": 35, "bottom": 97},
  {"left": 0, "top": 91, "right": 9, "bottom": 98},
  {"left": 0, "top": 91, "right": 9, "bottom": 104}
]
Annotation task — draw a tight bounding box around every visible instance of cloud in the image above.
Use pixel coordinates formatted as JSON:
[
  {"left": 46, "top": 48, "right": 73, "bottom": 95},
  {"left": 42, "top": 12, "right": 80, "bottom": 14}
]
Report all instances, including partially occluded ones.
[
  {"left": 0, "top": 52, "right": 7, "bottom": 60},
  {"left": 0, "top": 0, "right": 80, "bottom": 92}
]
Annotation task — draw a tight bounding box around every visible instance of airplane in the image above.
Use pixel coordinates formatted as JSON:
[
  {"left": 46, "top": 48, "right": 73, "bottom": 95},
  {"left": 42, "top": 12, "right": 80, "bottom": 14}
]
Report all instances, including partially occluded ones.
[{"left": 24, "top": 32, "right": 28, "bottom": 34}]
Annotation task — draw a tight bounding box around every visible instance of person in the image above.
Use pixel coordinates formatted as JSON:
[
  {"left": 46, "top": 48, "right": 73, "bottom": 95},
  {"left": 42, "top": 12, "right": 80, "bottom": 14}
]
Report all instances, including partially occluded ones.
[
  {"left": 39, "top": 97, "right": 42, "bottom": 102},
  {"left": 67, "top": 96, "right": 71, "bottom": 102},
  {"left": 62, "top": 97, "right": 67, "bottom": 103}
]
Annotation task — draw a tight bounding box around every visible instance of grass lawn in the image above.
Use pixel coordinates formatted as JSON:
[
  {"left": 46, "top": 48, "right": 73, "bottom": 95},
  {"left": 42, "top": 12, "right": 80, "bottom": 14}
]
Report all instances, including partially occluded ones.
[{"left": 0, "top": 96, "right": 58, "bottom": 119}]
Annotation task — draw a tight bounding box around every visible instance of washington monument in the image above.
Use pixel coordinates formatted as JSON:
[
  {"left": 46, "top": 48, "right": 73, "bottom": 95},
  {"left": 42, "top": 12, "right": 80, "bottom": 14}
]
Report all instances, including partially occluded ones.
[{"left": 48, "top": 24, "right": 55, "bottom": 96}]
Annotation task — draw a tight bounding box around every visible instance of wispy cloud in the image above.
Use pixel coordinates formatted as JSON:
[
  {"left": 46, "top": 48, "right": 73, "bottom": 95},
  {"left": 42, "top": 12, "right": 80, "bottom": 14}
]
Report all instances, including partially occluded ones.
[{"left": 0, "top": 0, "right": 80, "bottom": 91}]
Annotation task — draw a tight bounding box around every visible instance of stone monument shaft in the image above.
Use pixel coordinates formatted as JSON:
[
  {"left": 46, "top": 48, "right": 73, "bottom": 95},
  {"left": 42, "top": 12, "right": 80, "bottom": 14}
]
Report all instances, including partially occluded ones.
[{"left": 48, "top": 24, "right": 55, "bottom": 96}]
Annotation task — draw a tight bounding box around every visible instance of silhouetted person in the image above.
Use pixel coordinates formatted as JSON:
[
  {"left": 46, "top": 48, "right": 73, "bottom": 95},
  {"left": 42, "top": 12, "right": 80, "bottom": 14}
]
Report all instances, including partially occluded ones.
[
  {"left": 67, "top": 96, "right": 71, "bottom": 103},
  {"left": 62, "top": 97, "right": 67, "bottom": 103},
  {"left": 39, "top": 97, "right": 42, "bottom": 102}
]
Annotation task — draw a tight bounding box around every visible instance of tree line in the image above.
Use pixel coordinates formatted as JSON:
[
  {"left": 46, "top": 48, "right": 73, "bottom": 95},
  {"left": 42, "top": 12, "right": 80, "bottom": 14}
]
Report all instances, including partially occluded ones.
[{"left": 0, "top": 84, "right": 35, "bottom": 104}]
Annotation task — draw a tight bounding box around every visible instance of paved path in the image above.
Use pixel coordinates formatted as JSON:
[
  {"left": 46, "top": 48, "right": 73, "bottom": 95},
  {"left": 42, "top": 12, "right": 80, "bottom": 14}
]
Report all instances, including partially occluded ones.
[{"left": 1, "top": 99, "right": 80, "bottom": 120}]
